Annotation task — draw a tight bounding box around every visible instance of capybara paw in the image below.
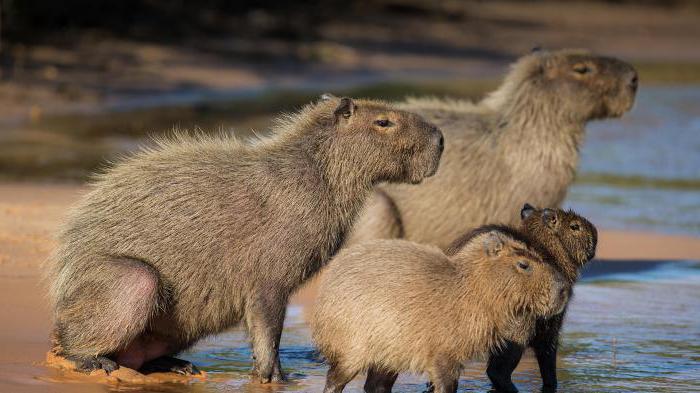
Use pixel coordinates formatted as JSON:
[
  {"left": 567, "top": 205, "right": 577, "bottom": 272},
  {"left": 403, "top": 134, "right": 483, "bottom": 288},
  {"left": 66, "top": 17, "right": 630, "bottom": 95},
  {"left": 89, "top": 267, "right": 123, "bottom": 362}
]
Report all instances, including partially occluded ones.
[
  {"left": 70, "top": 355, "right": 119, "bottom": 374},
  {"left": 488, "top": 383, "right": 519, "bottom": 393},
  {"left": 271, "top": 368, "right": 286, "bottom": 383},
  {"left": 541, "top": 383, "right": 557, "bottom": 393},
  {"left": 140, "top": 356, "right": 200, "bottom": 375}
]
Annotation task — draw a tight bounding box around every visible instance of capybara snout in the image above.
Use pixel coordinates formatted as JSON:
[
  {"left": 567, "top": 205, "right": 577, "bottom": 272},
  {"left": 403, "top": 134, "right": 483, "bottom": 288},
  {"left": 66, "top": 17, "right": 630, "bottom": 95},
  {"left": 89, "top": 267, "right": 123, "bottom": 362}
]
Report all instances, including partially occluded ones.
[
  {"left": 401, "top": 114, "right": 444, "bottom": 184},
  {"left": 414, "top": 124, "right": 445, "bottom": 182}
]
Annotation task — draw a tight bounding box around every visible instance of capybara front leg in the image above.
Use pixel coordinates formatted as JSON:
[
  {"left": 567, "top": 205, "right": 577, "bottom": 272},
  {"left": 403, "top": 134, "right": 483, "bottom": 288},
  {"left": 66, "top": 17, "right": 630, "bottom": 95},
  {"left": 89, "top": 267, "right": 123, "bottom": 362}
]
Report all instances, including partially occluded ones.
[
  {"left": 245, "top": 294, "right": 287, "bottom": 383},
  {"left": 487, "top": 340, "right": 524, "bottom": 393},
  {"left": 532, "top": 317, "right": 563, "bottom": 393},
  {"left": 427, "top": 361, "right": 460, "bottom": 393},
  {"left": 364, "top": 366, "right": 398, "bottom": 393}
]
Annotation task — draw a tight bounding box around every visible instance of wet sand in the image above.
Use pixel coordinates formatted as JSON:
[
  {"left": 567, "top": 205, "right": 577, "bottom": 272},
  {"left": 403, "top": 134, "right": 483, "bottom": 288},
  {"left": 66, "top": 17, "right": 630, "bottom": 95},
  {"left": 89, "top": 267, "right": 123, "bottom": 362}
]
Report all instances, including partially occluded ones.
[{"left": 0, "top": 182, "right": 698, "bottom": 392}]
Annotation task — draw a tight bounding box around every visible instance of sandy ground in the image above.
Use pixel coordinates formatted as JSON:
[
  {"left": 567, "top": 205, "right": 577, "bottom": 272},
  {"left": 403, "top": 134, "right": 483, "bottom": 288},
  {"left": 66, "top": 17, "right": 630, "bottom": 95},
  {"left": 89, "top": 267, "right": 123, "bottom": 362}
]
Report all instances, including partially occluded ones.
[{"left": 0, "top": 182, "right": 698, "bottom": 392}]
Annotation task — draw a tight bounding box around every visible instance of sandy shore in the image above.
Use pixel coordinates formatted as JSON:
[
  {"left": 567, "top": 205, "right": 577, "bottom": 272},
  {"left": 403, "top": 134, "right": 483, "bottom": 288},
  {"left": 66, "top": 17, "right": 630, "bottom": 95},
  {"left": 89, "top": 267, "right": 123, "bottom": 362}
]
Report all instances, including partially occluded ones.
[{"left": 0, "top": 182, "right": 698, "bottom": 392}]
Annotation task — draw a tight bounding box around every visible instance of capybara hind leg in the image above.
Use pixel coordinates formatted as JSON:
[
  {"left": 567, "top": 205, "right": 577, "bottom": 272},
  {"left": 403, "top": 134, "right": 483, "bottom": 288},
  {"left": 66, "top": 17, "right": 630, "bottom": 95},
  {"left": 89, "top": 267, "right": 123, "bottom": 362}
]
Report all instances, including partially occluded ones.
[
  {"left": 245, "top": 293, "right": 287, "bottom": 383},
  {"left": 114, "top": 333, "right": 174, "bottom": 370},
  {"left": 487, "top": 341, "right": 524, "bottom": 393},
  {"left": 364, "top": 367, "right": 398, "bottom": 393},
  {"left": 140, "top": 356, "right": 200, "bottom": 375},
  {"left": 323, "top": 363, "right": 357, "bottom": 393},
  {"left": 54, "top": 257, "right": 162, "bottom": 372}
]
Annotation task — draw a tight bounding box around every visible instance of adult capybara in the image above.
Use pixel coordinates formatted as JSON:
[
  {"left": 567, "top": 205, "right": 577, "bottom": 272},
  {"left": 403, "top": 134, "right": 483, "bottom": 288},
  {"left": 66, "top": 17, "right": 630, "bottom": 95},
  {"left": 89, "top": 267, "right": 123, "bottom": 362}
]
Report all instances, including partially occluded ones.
[
  {"left": 46, "top": 96, "right": 444, "bottom": 381},
  {"left": 487, "top": 204, "right": 597, "bottom": 393},
  {"left": 312, "top": 227, "right": 569, "bottom": 393},
  {"left": 347, "top": 49, "right": 637, "bottom": 249}
]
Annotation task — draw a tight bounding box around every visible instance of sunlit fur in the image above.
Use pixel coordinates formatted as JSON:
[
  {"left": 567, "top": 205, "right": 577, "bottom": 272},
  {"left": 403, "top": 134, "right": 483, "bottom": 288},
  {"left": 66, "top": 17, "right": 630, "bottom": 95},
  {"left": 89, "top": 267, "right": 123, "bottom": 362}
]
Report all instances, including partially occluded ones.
[
  {"left": 44, "top": 96, "right": 443, "bottom": 379},
  {"left": 347, "top": 49, "right": 637, "bottom": 249},
  {"left": 311, "top": 227, "right": 567, "bottom": 393}
]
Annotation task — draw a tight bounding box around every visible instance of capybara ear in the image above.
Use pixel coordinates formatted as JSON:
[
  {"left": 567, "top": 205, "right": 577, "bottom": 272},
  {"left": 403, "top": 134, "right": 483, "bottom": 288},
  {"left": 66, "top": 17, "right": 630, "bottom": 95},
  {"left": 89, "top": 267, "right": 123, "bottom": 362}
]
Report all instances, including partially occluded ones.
[
  {"left": 542, "top": 208, "right": 558, "bottom": 229},
  {"left": 334, "top": 97, "right": 355, "bottom": 120},
  {"left": 521, "top": 203, "right": 536, "bottom": 220},
  {"left": 483, "top": 231, "right": 505, "bottom": 257},
  {"left": 320, "top": 93, "right": 337, "bottom": 101}
]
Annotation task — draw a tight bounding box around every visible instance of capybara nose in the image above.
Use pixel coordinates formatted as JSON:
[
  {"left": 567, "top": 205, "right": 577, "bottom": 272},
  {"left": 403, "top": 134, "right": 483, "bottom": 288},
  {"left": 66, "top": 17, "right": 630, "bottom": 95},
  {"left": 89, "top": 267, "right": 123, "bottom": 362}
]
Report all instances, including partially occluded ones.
[
  {"left": 431, "top": 128, "right": 444, "bottom": 154},
  {"left": 628, "top": 70, "right": 639, "bottom": 91}
]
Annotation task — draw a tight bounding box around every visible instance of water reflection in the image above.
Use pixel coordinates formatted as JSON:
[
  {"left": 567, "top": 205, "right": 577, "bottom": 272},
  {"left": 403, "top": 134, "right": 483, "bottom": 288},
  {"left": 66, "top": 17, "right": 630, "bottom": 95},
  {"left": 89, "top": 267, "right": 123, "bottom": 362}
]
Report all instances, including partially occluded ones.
[{"left": 119, "top": 261, "right": 700, "bottom": 393}]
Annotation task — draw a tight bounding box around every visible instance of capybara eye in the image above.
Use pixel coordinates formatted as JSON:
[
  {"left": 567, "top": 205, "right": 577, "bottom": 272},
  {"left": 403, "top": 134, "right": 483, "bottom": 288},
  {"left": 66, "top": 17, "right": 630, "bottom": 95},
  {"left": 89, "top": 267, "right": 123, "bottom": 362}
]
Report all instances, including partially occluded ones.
[
  {"left": 517, "top": 260, "right": 531, "bottom": 271},
  {"left": 573, "top": 64, "right": 591, "bottom": 75},
  {"left": 374, "top": 119, "right": 393, "bottom": 127},
  {"left": 570, "top": 222, "right": 581, "bottom": 231}
]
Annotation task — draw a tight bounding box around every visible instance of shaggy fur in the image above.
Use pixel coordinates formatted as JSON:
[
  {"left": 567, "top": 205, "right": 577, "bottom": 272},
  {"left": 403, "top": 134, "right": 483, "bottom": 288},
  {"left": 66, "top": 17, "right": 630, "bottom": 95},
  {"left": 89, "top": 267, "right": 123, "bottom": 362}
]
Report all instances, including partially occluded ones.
[
  {"left": 45, "top": 96, "right": 443, "bottom": 381},
  {"left": 347, "top": 49, "right": 637, "bottom": 249},
  {"left": 487, "top": 205, "right": 597, "bottom": 393},
  {"left": 312, "top": 228, "right": 569, "bottom": 393}
]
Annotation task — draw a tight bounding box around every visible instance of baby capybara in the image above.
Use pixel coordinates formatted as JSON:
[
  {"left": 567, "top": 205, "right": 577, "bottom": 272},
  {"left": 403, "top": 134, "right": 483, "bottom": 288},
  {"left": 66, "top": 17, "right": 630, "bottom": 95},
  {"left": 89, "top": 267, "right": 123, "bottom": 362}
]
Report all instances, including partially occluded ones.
[
  {"left": 312, "top": 227, "right": 569, "bottom": 393},
  {"left": 46, "top": 96, "right": 444, "bottom": 381},
  {"left": 487, "top": 204, "right": 597, "bottom": 393}
]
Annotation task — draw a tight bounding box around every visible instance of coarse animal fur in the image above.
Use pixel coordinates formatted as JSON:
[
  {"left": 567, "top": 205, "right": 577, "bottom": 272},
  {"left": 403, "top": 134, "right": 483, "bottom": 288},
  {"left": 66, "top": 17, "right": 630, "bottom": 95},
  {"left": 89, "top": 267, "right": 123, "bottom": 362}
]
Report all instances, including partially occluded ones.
[
  {"left": 45, "top": 96, "right": 444, "bottom": 381},
  {"left": 487, "top": 204, "right": 597, "bottom": 393},
  {"left": 347, "top": 49, "right": 637, "bottom": 249},
  {"left": 311, "top": 227, "right": 569, "bottom": 393}
]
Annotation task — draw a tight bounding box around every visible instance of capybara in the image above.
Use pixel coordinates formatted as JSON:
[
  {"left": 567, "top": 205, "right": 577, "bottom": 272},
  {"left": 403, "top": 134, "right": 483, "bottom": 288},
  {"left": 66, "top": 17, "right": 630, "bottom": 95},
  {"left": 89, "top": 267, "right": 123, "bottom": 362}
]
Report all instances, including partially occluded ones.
[
  {"left": 487, "top": 204, "right": 597, "bottom": 393},
  {"left": 347, "top": 49, "right": 637, "bottom": 249},
  {"left": 312, "top": 227, "right": 569, "bottom": 393},
  {"left": 46, "top": 96, "right": 444, "bottom": 381}
]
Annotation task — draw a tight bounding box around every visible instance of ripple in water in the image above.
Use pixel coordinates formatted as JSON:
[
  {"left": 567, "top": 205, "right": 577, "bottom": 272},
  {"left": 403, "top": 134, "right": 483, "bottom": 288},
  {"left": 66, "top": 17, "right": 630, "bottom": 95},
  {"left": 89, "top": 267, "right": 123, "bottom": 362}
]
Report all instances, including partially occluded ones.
[{"left": 133, "top": 261, "right": 698, "bottom": 392}]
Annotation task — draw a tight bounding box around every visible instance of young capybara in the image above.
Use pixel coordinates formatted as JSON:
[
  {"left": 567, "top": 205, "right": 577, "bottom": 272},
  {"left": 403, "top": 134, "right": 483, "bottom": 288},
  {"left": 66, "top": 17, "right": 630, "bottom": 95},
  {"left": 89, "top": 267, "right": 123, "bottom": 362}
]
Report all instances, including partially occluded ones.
[
  {"left": 45, "top": 96, "right": 444, "bottom": 381},
  {"left": 487, "top": 204, "right": 597, "bottom": 393},
  {"left": 347, "top": 49, "right": 637, "bottom": 249},
  {"left": 311, "top": 227, "right": 569, "bottom": 393}
]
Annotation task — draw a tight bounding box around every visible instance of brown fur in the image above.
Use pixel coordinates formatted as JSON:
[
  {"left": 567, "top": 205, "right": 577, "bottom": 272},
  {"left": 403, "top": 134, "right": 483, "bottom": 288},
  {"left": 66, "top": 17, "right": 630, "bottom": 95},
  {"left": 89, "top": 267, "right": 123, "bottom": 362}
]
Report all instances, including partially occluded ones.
[
  {"left": 311, "top": 227, "right": 568, "bottom": 393},
  {"left": 45, "top": 96, "right": 443, "bottom": 380},
  {"left": 347, "top": 49, "right": 637, "bottom": 249},
  {"left": 485, "top": 204, "right": 598, "bottom": 393},
  {"left": 521, "top": 205, "right": 598, "bottom": 284}
]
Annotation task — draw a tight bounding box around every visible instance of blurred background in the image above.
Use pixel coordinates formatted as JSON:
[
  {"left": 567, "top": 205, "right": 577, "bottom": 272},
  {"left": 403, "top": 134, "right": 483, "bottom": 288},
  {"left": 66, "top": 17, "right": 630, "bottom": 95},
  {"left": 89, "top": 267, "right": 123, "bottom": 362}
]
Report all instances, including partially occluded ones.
[
  {"left": 1, "top": 2, "right": 699, "bottom": 392},
  {"left": 1, "top": 0, "right": 700, "bottom": 236}
]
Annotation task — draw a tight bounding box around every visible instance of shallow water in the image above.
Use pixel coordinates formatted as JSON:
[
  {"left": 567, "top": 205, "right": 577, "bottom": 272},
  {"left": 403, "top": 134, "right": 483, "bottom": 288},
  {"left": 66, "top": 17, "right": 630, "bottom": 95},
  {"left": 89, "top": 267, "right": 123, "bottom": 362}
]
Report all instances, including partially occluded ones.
[
  {"left": 567, "top": 86, "right": 700, "bottom": 237},
  {"left": 94, "top": 260, "right": 699, "bottom": 393}
]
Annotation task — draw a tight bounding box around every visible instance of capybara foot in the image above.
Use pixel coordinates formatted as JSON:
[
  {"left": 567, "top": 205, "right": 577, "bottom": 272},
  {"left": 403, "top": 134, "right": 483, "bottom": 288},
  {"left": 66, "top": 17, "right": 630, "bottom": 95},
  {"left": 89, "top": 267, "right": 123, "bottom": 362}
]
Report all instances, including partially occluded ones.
[
  {"left": 488, "top": 380, "right": 519, "bottom": 393},
  {"left": 67, "top": 355, "right": 119, "bottom": 374},
  {"left": 140, "top": 356, "right": 200, "bottom": 375},
  {"left": 250, "top": 362, "right": 286, "bottom": 383}
]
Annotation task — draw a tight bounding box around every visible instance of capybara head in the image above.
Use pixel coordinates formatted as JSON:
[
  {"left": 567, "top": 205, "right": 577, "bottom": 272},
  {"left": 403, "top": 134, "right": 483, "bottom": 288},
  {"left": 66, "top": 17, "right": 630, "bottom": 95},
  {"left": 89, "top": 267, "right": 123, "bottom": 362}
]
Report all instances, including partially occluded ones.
[
  {"left": 319, "top": 94, "right": 444, "bottom": 184},
  {"left": 493, "top": 49, "right": 637, "bottom": 121},
  {"left": 449, "top": 227, "right": 569, "bottom": 321},
  {"left": 520, "top": 204, "right": 598, "bottom": 279}
]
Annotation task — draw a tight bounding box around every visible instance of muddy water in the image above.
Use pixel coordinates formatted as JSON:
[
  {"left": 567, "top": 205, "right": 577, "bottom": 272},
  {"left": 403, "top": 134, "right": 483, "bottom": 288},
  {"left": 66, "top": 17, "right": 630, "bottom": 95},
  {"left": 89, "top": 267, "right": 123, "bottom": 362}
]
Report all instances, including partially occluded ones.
[{"left": 30, "top": 260, "right": 690, "bottom": 393}]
